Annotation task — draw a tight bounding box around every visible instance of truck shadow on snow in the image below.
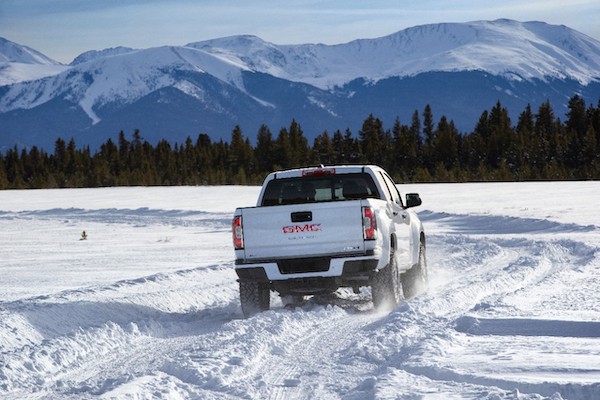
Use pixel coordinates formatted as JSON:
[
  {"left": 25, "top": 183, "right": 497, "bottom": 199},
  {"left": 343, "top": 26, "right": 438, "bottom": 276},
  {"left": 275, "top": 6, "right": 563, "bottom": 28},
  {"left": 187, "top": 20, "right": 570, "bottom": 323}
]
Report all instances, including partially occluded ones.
[{"left": 274, "top": 290, "right": 376, "bottom": 314}]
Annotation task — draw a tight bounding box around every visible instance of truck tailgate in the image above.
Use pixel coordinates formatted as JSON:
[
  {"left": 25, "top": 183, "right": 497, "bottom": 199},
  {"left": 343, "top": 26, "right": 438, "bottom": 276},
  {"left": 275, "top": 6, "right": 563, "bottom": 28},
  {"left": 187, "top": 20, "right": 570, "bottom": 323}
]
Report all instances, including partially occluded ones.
[{"left": 241, "top": 201, "right": 366, "bottom": 260}]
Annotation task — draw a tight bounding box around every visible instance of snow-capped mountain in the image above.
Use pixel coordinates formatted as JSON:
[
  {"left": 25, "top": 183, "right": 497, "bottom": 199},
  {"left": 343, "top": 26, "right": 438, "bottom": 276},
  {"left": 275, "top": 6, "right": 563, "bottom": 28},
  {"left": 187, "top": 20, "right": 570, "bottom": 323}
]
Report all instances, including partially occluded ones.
[
  {"left": 0, "top": 37, "right": 68, "bottom": 87},
  {"left": 1, "top": 45, "right": 252, "bottom": 126},
  {"left": 70, "top": 46, "right": 138, "bottom": 66},
  {"left": 1, "top": 19, "right": 600, "bottom": 150},
  {"left": 0, "top": 37, "right": 59, "bottom": 65}
]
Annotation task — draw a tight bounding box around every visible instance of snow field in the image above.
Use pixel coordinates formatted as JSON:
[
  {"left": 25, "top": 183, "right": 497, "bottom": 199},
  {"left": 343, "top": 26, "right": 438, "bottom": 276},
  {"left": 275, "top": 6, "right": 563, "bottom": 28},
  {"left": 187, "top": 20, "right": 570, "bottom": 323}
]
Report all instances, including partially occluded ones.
[{"left": 0, "top": 183, "right": 599, "bottom": 399}]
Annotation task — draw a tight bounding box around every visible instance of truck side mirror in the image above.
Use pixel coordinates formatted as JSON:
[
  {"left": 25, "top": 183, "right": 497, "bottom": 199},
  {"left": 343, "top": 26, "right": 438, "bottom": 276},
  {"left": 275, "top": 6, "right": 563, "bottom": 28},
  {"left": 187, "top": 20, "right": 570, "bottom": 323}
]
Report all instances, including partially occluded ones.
[{"left": 405, "top": 193, "right": 422, "bottom": 208}]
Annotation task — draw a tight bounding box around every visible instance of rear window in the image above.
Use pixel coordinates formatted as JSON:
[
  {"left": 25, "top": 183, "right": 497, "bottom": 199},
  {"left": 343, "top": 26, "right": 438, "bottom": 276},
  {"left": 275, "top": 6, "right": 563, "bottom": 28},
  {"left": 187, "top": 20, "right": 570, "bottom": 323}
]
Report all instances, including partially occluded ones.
[{"left": 261, "top": 173, "right": 380, "bottom": 206}]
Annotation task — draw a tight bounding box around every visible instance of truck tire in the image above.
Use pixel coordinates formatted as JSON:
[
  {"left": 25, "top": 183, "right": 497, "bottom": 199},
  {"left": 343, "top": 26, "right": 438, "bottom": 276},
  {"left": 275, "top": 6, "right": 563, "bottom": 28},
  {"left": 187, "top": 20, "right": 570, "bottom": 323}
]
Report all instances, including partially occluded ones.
[
  {"left": 239, "top": 280, "right": 270, "bottom": 318},
  {"left": 371, "top": 250, "right": 402, "bottom": 310},
  {"left": 402, "top": 241, "right": 428, "bottom": 299}
]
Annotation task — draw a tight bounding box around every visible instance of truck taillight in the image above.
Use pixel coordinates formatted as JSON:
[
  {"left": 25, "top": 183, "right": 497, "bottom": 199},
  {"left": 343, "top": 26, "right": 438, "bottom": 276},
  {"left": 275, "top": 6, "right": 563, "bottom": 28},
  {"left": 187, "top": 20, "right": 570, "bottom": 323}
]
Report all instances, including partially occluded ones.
[
  {"left": 302, "top": 167, "right": 336, "bottom": 177},
  {"left": 232, "top": 215, "right": 244, "bottom": 249},
  {"left": 362, "top": 206, "right": 377, "bottom": 240}
]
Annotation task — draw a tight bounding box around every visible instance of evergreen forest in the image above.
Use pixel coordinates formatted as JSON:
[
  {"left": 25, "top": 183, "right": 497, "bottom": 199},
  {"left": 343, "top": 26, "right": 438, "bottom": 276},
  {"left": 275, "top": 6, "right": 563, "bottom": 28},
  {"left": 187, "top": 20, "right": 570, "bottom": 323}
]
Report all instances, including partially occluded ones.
[{"left": 1, "top": 95, "right": 599, "bottom": 189}]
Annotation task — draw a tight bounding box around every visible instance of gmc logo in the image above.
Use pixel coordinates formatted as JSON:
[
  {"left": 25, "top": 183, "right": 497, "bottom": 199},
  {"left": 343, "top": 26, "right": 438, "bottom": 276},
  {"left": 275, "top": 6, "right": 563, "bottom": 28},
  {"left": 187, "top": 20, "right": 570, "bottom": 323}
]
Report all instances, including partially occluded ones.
[{"left": 282, "top": 224, "right": 322, "bottom": 234}]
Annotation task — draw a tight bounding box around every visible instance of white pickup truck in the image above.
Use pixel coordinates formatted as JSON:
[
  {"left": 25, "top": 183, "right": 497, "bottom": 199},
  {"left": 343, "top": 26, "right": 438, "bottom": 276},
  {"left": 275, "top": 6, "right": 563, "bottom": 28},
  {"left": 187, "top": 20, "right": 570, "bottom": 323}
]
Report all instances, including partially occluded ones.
[{"left": 232, "top": 165, "right": 426, "bottom": 317}]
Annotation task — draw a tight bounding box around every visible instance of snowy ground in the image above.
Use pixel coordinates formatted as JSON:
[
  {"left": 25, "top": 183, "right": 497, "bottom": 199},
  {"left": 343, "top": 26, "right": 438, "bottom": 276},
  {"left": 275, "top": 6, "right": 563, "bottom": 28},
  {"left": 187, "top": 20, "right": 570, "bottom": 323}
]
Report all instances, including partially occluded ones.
[{"left": 1, "top": 182, "right": 599, "bottom": 399}]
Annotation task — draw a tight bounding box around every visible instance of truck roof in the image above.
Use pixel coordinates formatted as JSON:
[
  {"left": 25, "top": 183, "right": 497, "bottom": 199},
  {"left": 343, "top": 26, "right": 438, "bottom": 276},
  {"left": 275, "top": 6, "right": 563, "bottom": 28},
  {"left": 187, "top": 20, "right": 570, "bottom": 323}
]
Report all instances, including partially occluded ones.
[{"left": 267, "top": 165, "right": 384, "bottom": 180}]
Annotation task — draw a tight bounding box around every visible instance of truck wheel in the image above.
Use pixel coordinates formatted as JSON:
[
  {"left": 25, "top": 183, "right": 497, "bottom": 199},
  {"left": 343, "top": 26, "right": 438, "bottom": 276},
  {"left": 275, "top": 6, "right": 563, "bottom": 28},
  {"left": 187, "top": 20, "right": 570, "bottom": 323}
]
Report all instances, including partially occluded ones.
[
  {"left": 239, "top": 280, "right": 270, "bottom": 318},
  {"left": 402, "top": 241, "right": 428, "bottom": 299},
  {"left": 371, "top": 250, "right": 402, "bottom": 311}
]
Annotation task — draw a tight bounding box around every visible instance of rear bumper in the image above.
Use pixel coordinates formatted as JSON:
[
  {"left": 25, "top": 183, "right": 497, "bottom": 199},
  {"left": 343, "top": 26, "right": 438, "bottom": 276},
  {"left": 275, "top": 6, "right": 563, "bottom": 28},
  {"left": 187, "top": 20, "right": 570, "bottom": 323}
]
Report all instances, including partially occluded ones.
[{"left": 235, "top": 252, "right": 380, "bottom": 283}]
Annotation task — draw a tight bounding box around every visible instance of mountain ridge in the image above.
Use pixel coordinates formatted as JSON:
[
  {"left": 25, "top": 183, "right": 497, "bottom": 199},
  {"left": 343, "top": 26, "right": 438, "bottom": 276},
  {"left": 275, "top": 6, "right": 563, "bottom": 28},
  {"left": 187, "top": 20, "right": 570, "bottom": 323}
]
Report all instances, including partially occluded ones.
[{"left": 186, "top": 19, "right": 600, "bottom": 87}]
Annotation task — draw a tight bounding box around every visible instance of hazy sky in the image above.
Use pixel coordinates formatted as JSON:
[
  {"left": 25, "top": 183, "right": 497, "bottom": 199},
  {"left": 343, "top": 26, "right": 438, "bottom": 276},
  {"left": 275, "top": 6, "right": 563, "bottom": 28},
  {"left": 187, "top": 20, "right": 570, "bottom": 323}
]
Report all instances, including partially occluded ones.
[{"left": 1, "top": 0, "right": 599, "bottom": 64}]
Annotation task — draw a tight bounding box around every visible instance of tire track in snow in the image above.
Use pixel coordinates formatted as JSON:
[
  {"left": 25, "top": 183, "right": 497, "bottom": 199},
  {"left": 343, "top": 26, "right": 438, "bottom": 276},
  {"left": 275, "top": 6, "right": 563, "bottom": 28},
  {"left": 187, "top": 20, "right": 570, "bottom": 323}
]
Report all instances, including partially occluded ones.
[
  {"left": 258, "top": 301, "right": 377, "bottom": 400},
  {"left": 361, "top": 211, "right": 600, "bottom": 399},
  {"left": 145, "top": 295, "right": 382, "bottom": 399}
]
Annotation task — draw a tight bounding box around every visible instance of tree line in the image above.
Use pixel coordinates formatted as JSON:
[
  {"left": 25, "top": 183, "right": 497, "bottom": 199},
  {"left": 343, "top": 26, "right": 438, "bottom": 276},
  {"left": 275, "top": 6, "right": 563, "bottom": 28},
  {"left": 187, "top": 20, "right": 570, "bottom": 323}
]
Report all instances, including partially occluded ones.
[{"left": 1, "top": 95, "right": 599, "bottom": 189}]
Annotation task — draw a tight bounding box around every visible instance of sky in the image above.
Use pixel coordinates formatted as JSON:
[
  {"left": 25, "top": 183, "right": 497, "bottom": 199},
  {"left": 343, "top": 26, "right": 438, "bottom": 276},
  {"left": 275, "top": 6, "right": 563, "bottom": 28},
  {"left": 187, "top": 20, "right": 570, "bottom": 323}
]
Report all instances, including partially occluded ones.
[{"left": 1, "top": 0, "right": 599, "bottom": 64}]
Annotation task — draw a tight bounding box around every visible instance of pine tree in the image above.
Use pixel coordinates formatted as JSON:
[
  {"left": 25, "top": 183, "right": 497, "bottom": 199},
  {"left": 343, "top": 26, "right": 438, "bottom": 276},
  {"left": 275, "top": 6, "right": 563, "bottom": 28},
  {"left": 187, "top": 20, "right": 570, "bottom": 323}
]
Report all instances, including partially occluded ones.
[
  {"left": 99, "top": 138, "right": 120, "bottom": 185},
  {"left": 421, "top": 105, "right": 435, "bottom": 171},
  {"left": 566, "top": 95, "right": 587, "bottom": 138},
  {"left": 359, "top": 114, "right": 384, "bottom": 165},
  {"left": 589, "top": 100, "right": 600, "bottom": 138},
  {"left": 155, "top": 139, "right": 176, "bottom": 185},
  {"left": 288, "top": 119, "right": 309, "bottom": 168},
  {"left": 3, "top": 147, "right": 21, "bottom": 188},
  {"left": 192, "top": 133, "right": 212, "bottom": 184},
  {"left": 0, "top": 154, "right": 9, "bottom": 189},
  {"left": 312, "top": 131, "right": 334, "bottom": 165},
  {"left": 331, "top": 130, "right": 346, "bottom": 164},
  {"left": 255, "top": 124, "right": 275, "bottom": 173},
  {"left": 51, "top": 138, "right": 68, "bottom": 187},
  {"left": 515, "top": 104, "right": 535, "bottom": 177},
  {"left": 410, "top": 110, "right": 422, "bottom": 147},
  {"left": 487, "top": 101, "right": 514, "bottom": 169},
  {"left": 26, "top": 146, "right": 49, "bottom": 188},
  {"left": 532, "top": 101, "right": 556, "bottom": 168},
  {"left": 422, "top": 105, "right": 434, "bottom": 146},
  {"left": 274, "top": 127, "right": 292, "bottom": 170},
  {"left": 581, "top": 125, "right": 598, "bottom": 174},
  {"left": 392, "top": 118, "right": 419, "bottom": 181},
  {"left": 65, "top": 138, "right": 83, "bottom": 187},
  {"left": 229, "top": 125, "right": 247, "bottom": 176},
  {"left": 117, "top": 130, "right": 131, "bottom": 184},
  {"left": 344, "top": 128, "right": 360, "bottom": 163},
  {"left": 564, "top": 96, "right": 589, "bottom": 170},
  {"left": 431, "top": 116, "right": 460, "bottom": 172},
  {"left": 128, "top": 129, "right": 146, "bottom": 182},
  {"left": 228, "top": 126, "right": 255, "bottom": 182}
]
